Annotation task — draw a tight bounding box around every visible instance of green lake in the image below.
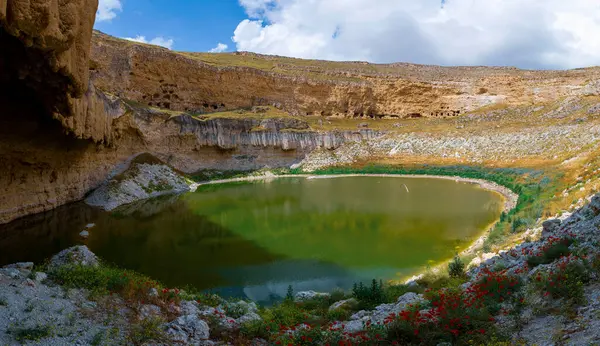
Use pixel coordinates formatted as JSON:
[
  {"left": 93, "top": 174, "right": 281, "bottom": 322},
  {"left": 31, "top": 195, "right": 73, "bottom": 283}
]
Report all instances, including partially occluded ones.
[{"left": 0, "top": 176, "right": 504, "bottom": 304}]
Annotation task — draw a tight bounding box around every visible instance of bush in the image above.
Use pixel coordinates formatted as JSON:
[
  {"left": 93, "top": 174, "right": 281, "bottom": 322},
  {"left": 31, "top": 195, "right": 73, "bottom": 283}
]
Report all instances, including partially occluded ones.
[
  {"left": 352, "top": 279, "right": 386, "bottom": 309},
  {"left": 448, "top": 256, "right": 465, "bottom": 278},
  {"left": 526, "top": 238, "right": 573, "bottom": 268},
  {"left": 387, "top": 287, "right": 502, "bottom": 345},
  {"left": 128, "top": 317, "right": 169, "bottom": 345},
  {"left": 48, "top": 264, "right": 179, "bottom": 304},
  {"left": 8, "top": 324, "right": 55, "bottom": 342},
  {"left": 531, "top": 257, "right": 589, "bottom": 304}
]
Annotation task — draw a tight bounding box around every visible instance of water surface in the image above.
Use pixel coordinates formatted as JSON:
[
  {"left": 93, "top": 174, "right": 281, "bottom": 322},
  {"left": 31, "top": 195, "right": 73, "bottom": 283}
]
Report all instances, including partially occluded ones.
[{"left": 0, "top": 176, "right": 503, "bottom": 304}]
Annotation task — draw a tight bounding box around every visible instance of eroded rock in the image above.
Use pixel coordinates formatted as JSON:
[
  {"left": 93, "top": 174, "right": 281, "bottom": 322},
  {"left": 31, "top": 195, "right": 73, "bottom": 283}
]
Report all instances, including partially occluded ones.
[
  {"left": 85, "top": 155, "right": 191, "bottom": 211},
  {"left": 166, "top": 314, "right": 210, "bottom": 344},
  {"left": 49, "top": 245, "right": 99, "bottom": 269}
]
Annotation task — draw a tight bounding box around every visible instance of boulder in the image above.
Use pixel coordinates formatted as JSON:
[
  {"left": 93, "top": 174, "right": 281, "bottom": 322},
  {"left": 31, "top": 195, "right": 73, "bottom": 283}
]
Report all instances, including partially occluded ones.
[
  {"left": 541, "top": 219, "right": 561, "bottom": 238},
  {"left": 148, "top": 287, "right": 159, "bottom": 297},
  {"left": 238, "top": 312, "right": 262, "bottom": 324},
  {"left": 85, "top": 155, "right": 191, "bottom": 211},
  {"left": 34, "top": 272, "right": 48, "bottom": 282},
  {"left": 589, "top": 195, "right": 600, "bottom": 215},
  {"left": 0, "top": 268, "right": 22, "bottom": 279},
  {"left": 49, "top": 246, "right": 99, "bottom": 270},
  {"left": 180, "top": 300, "right": 200, "bottom": 316},
  {"left": 3, "top": 262, "right": 34, "bottom": 270},
  {"left": 397, "top": 292, "right": 424, "bottom": 307},
  {"left": 294, "top": 290, "right": 330, "bottom": 302},
  {"left": 344, "top": 292, "right": 425, "bottom": 332},
  {"left": 329, "top": 298, "right": 358, "bottom": 312},
  {"left": 166, "top": 314, "right": 210, "bottom": 344}
]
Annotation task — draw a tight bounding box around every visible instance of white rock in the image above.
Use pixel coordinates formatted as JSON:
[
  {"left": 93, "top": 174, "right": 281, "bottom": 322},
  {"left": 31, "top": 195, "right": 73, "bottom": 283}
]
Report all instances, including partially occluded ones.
[
  {"left": 3, "top": 262, "right": 34, "bottom": 270},
  {"left": 34, "top": 272, "right": 48, "bottom": 282},
  {"left": 294, "top": 290, "right": 330, "bottom": 302},
  {"left": 79, "top": 230, "right": 89, "bottom": 239},
  {"left": 148, "top": 287, "right": 159, "bottom": 297},
  {"left": 329, "top": 298, "right": 358, "bottom": 312},
  {"left": 166, "top": 314, "right": 210, "bottom": 343},
  {"left": 238, "top": 312, "right": 262, "bottom": 324},
  {"left": 49, "top": 246, "right": 99, "bottom": 269}
]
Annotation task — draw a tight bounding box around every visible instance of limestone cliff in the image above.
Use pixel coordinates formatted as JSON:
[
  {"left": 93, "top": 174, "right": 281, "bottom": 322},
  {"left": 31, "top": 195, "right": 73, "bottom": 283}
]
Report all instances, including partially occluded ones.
[
  {"left": 0, "top": 0, "right": 376, "bottom": 224},
  {"left": 91, "top": 31, "right": 600, "bottom": 119},
  {"left": 0, "top": 0, "right": 116, "bottom": 142}
]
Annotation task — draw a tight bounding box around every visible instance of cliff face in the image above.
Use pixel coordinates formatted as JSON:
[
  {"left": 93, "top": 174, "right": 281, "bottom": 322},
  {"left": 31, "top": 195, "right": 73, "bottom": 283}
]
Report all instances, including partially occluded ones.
[
  {"left": 90, "top": 31, "right": 600, "bottom": 119},
  {"left": 2, "top": 4, "right": 600, "bottom": 225},
  {"left": 0, "top": 0, "right": 117, "bottom": 142}
]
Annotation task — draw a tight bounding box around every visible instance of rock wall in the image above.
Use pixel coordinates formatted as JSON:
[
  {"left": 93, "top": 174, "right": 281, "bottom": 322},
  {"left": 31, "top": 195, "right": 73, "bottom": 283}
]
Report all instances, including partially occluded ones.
[
  {"left": 0, "top": 0, "right": 117, "bottom": 142},
  {"left": 2, "top": 2, "right": 600, "bottom": 225},
  {"left": 0, "top": 0, "right": 378, "bottom": 225},
  {"left": 0, "top": 85, "right": 378, "bottom": 224},
  {"left": 91, "top": 31, "right": 600, "bottom": 119}
]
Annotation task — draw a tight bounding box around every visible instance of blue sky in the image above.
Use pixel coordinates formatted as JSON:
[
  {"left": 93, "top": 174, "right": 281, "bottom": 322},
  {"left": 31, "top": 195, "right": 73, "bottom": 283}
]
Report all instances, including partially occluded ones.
[
  {"left": 95, "top": 0, "right": 246, "bottom": 52},
  {"left": 95, "top": 0, "right": 600, "bottom": 69}
]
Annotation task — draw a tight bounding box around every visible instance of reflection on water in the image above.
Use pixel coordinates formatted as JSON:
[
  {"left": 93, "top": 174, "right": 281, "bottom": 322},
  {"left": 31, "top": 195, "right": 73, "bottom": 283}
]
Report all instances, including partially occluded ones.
[{"left": 0, "top": 177, "right": 503, "bottom": 304}]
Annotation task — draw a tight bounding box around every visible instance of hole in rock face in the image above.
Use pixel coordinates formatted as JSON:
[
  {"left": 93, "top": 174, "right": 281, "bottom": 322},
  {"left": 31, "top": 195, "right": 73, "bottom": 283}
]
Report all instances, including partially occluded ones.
[{"left": 0, "top": 27, "right": 74, "bottom": 119}]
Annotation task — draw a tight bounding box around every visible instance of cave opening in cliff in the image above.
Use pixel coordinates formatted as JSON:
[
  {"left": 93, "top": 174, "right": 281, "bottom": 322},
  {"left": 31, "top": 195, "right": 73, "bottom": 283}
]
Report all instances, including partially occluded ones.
[{"left": 0, "top": 26, "right": 72, "bottom": 125}]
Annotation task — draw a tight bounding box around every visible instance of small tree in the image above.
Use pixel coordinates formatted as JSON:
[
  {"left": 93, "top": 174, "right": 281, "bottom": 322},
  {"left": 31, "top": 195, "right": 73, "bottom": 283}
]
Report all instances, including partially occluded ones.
[
  {"left": 448, "top": 255, "right": 465, "bottom": 278},
  {"left": 285, "top": 285, "right": 294, "bottom": 302}
]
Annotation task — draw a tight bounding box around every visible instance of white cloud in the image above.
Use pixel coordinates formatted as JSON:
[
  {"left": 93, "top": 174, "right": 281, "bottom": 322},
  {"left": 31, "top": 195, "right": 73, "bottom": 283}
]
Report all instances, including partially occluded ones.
[
  {"left": 239, "top": 0, "right": 277, "bottom": 17},
  {"left": 209, "top": 43, "right": 229, "bottom": 53},
  {"left": 123, "top": 35, "right": 174, "bottom": 50},
  {"left": 97, "top": 0, "right": 122, "bottom": 21},
  {"left": 232, "top": 0, "right": 600, "bottom": 69}
]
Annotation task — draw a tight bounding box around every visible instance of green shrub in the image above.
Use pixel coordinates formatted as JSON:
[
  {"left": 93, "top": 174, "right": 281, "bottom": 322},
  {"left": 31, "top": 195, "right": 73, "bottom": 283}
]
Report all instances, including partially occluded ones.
[
  {"left": 352, "top": 279, "right": 386, "bottom": 309},
  {"left": 240, "top": 319, "right": 270, "bottom": 340},
  {"left": 128, "top": 317, "right": 169, "bottom": 345},
  {"left": 448, "top": 255, "right": 465, "bottom": 278},
  {"left": 8, "top": 324, "right": 54, "bottom": 342},
  {"left": 224, "top": 303, "right": 249, "bottom": 319},
  {"left": 48, "top": 264, "right": 177, "bottom": 304},
  {"left": 531, "top": 259, "right": 589, "bottom": 304},
  {"left": 526, "top": 238, "right": 573, "bottom": 268}
]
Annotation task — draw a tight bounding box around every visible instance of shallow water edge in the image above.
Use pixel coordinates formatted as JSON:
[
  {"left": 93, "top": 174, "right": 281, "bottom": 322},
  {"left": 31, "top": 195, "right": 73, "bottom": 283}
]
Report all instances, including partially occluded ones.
[{"left": 192, "top": 173, "right": 519, "bottom": 282}]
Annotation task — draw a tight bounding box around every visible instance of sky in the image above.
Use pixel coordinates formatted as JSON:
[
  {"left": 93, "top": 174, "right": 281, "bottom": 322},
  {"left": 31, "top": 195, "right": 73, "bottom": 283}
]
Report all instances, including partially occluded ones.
[{"left": 95, "top": 0, "right": 600, "bottom": 70}]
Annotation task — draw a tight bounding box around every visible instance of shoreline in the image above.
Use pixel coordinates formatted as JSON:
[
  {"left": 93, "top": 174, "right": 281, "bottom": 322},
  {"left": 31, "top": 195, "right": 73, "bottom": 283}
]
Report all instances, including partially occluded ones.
[
  {"left": 191, "top": 172, "right": 519, "bottom": 282},
  {"left": 191, "top": 173, "right": 518, "bottom": 213}
]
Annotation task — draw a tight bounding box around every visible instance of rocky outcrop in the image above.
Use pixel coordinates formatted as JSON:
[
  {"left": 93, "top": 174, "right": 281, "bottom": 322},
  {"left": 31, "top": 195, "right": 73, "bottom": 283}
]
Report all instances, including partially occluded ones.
[
  {"left": 85, "top": 154, "right": 191, "bottom": 211},
  {"left": 48, "top": 245, "right": 99, "bottom": 270},
  {"left": 0, "top": 0, "right": 117, "bottom": 142}
]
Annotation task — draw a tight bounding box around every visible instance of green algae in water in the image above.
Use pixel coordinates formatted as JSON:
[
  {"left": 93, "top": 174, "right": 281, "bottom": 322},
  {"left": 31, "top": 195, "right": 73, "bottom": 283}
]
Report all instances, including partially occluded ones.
[{"left": 0, "top": 177, "right": 503, "bottom": 304}]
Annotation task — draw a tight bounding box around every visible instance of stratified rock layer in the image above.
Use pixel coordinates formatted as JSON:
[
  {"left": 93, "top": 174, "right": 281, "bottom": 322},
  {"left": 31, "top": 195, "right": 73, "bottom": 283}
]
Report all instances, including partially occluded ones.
[{"left": 91, "top": 31, "right": 600, "bottom": 119}]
